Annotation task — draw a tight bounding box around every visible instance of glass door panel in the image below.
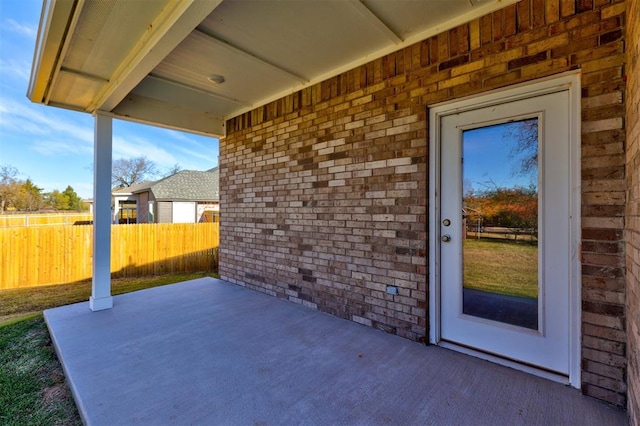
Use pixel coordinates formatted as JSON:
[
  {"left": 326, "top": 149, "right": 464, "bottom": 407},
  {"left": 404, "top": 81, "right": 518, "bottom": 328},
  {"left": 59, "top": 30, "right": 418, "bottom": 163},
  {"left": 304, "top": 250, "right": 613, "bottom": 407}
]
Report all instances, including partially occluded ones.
[{"left": 461, "top": 119, "right": 539, "bottom": 330}]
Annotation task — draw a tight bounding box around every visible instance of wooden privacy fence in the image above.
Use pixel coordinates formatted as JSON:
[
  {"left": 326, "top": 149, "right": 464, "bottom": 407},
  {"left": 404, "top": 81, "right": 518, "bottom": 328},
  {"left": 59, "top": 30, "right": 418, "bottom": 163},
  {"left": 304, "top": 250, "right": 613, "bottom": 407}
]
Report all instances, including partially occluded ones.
[
  {"left": 0, "top": 223, "right": 219, "bottom": 289},
  {"left": 0, "top": 212, "right": 93, "bottom": 227}
]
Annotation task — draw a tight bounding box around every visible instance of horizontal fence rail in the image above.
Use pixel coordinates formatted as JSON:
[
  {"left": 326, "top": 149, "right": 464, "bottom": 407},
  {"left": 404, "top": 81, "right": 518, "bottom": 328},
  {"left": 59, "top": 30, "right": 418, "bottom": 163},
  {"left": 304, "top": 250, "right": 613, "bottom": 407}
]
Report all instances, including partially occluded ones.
[
  {"left": 0, "top": 223, "right": 219, "bottom": 289},
  {"left": 0, "top": 213, "right": 93, "bottom": 227}
]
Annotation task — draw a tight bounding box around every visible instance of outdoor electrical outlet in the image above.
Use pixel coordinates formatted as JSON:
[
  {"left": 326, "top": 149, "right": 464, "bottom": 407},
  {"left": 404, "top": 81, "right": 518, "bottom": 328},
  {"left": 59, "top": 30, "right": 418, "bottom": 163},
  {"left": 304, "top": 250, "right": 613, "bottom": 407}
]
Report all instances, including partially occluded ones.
[{"left": 386, "top": 286, "right": 398, "bottom": 296}]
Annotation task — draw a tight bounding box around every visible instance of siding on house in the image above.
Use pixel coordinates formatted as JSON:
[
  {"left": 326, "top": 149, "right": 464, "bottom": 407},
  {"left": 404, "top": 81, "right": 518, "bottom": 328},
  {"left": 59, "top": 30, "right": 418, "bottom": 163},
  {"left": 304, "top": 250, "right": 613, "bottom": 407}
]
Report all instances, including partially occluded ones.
[
  {"left": 157, "top": 201, "right": 173, "bottom": 224},
  {"left": 220, "top": 0, "right": 629, "bottom": 406},
  {"left": 626, "top": 0, "right": 640, "bottom": 422}
]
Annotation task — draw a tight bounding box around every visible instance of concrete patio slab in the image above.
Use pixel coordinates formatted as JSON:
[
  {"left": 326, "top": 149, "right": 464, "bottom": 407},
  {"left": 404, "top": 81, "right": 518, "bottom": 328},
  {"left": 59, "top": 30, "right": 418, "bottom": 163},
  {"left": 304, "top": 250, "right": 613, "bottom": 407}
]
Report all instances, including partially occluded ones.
[{"left": 45, "top": 277, "right": 626, "bottom": 425}]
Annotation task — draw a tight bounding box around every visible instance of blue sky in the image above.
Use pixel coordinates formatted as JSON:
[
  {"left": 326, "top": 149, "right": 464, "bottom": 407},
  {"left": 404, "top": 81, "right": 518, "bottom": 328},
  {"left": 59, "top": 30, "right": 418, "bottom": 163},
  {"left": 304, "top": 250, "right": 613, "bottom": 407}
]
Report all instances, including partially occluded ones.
[
  {"left": 462, "top": 122, "right": 538, "bottom": 195},
  {"left": 0, "top": 0, "right": 219, "bottom": 199}
]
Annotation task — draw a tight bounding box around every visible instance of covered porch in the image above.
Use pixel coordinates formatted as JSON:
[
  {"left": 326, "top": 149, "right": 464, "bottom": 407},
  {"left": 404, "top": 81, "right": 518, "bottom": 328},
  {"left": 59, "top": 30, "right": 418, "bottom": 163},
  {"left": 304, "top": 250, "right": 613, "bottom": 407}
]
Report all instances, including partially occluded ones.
[
  {"left": 45, "top": 277, "right": 624, "bottom": 425},
  {"left": 28, "top": 0, "right": 639, "bottom": 418}
]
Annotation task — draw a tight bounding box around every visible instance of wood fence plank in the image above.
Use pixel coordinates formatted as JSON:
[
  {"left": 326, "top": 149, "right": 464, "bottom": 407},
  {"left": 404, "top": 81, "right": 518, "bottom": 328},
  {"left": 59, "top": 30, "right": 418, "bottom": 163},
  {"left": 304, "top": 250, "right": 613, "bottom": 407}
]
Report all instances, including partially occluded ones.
[
  {"left": 0, "top": 213, "right": 93, "bottom": 228},
  {"left": 1, "top": 223, "right": 219, "bottom": 289}
]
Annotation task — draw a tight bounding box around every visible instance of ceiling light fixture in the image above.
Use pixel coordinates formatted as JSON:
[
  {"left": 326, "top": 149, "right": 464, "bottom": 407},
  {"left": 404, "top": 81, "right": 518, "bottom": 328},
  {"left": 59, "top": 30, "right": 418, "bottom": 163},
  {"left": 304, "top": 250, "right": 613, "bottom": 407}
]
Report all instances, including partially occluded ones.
[{"left": 207, "top": 74, "right": 225, "bottom": 84}]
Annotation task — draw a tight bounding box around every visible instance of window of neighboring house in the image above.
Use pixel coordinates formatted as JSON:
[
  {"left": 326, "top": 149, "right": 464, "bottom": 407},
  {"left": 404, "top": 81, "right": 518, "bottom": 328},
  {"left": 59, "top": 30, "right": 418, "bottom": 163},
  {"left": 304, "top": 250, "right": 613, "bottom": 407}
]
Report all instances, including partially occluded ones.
[
  {"left": 148, "top": 201, "right": 154, "bottom": 223},
  {"left": 118, "top": 201, "right": 137, "bottom": 224}
]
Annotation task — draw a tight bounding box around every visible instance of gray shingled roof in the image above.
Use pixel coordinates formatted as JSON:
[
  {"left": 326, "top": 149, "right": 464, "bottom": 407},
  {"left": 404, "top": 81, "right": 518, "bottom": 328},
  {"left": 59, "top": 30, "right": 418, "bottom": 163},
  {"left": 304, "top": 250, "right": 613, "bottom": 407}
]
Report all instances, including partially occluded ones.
[
  {"left": 113, "top": 181, "right": 154, "bottom": 194},
  {"left": 133, "top": 168, "right": 219, "bottom": 201}
]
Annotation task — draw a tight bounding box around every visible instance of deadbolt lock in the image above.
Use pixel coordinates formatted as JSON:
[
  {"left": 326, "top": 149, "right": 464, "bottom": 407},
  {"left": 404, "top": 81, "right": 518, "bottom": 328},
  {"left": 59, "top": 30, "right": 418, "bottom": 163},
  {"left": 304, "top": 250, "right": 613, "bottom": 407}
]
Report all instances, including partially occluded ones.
[
  {"left": 441, "top": 235, "right": 451, "bottom": 242},
  {"left": 442, "top": 219, "right": 451, "bottom": 226}
]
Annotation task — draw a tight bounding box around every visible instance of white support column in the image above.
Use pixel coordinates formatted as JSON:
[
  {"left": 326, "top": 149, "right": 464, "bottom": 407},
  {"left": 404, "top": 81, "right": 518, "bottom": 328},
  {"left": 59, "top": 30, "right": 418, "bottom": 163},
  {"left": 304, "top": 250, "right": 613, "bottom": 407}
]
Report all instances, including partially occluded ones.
[{"left": 90, "top": 112, "right": 114, "bottom": 311}]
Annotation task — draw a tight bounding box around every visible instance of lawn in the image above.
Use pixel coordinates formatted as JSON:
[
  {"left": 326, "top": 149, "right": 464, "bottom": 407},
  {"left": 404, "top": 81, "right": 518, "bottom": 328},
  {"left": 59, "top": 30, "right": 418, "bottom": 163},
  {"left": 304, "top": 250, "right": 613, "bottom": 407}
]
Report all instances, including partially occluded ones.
[
  {"left": 0, "top": 272, "right": 217, "bottom": 425},
  {"left": 463, "top": 238, "right": 538, "bottom": 299},
  {"left": 0, "top": 272, "right": 215, "bottom": 325},
  {"left": 0, "top": 316, "right": 81, "bottom": 426}
]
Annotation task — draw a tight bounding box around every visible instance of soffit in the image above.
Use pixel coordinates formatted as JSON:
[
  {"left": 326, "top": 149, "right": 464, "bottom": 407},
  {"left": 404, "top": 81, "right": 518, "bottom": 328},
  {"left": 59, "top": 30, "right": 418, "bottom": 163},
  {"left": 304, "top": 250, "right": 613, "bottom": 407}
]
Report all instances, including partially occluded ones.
[{"left": 29, "top": 0, "right": 518, "bottom": 138}]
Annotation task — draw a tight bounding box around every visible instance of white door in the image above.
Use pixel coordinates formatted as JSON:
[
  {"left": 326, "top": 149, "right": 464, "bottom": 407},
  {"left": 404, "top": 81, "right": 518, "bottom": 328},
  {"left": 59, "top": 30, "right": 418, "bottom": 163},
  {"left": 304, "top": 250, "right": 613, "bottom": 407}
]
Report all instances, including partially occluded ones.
[{"left": 434, "top": 85, "right": 577, "bottom": 377}]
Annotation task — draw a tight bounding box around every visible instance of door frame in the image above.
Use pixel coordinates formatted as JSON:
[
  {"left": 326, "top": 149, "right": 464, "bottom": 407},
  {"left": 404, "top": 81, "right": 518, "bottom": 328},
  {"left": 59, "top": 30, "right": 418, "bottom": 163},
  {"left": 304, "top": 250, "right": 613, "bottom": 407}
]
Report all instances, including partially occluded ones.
[{"left": 428, "top": 71, "right": 582, "bottom": 388}]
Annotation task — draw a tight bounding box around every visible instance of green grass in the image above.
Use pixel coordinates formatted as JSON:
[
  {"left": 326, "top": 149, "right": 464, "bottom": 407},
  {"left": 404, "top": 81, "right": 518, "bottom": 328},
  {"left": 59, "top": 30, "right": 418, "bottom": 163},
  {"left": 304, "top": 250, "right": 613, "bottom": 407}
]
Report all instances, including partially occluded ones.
[
  {"left": 0, "top": 316, "right": 82, "bottom": 426},
  {"left": 463, "top": 238, "right": 538, "bottom": 299},
  {"left": 0, "top": 272, "right": 217, "bottom": 325},
  {"left": 0, "top": 272, "right": 218, "bottom": 424}
]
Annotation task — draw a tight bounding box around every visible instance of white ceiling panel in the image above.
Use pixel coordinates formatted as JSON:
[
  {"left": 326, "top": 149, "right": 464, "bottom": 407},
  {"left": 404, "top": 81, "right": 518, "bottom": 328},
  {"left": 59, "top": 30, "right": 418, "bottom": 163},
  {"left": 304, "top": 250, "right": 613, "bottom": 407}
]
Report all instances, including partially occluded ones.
[
  {"left": 132, "top": 76, "right": 243, "bottom": 117},
  {"left": 49, "top": 74, "right": 103, "bottom": 109},
  {"left": 152, "top": 30, "right": 304, "bottom": 109},
  {"left": 363, "top": 0, "right": 477, "bottom": 39},
  {"left": 30, "top": 0, "right": 520, "bottom": 137},
  {"left": 198, "top": 0, "right": 393, "bottom": 81},
  {"left": 63, "top": 0, "right": 167, "bottom": 79},
  {"left": 112, "top": 94, "right": 225, "bottom": 136}
]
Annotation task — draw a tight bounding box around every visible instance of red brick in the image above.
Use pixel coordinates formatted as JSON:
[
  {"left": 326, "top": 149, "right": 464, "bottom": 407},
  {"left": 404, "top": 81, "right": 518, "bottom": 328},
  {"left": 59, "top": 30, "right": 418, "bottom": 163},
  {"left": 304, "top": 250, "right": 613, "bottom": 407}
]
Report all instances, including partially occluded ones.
[{"left": 220, "top": 0, "right": 631, "bottom": 408}]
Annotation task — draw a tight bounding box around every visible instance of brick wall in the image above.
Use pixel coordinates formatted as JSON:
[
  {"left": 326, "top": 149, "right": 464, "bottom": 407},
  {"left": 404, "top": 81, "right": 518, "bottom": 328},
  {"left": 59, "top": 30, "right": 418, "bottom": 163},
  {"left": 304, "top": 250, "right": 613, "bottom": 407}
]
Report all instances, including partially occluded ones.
[
  {"left": 220, "top": 0, "right": 627, "bottom": 406},
  {"left": 221, "top": 92, "right": 428, "bottom": 341},
  {"left": 626, "top": 0, "right": 640, "bottom": 421}
]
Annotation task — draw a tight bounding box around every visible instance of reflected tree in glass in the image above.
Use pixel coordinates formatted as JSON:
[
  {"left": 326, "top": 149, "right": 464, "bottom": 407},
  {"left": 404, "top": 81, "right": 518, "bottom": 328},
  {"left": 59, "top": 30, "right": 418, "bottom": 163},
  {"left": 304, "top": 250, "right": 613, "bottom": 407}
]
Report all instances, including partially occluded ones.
[{"left": 461, "top": 119, "right": 540, "bottom": 330}]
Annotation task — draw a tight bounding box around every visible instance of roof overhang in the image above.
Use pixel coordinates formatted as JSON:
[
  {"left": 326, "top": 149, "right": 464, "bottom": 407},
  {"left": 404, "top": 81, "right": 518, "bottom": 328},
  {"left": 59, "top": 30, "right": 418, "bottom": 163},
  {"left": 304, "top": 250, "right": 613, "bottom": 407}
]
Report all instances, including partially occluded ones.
[{"left": 28, "top": 0, "right": 519, "bottom": 138}]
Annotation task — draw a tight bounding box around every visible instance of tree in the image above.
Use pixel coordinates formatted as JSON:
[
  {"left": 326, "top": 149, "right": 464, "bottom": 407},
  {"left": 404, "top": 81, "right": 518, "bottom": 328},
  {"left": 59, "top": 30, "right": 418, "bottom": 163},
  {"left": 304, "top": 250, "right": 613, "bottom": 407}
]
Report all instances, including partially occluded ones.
[
  {"left": 44, "top": 186, "right": 86, "bottom": 211},
  {"left": 62, "top": 185, "right": 86, "bottom": 210},
  {"left": 0, "top": 165, "right": 20, "bottom": 212},
  {"left": 162, "top": 163, "right": 182, "bottom": 178},
  {"left": 46, "top": 190, "right": 70, "bottom": 210},
  {"left": 15, "top": 179, "right": 44, "bottom": 211},
  {"left": 0, "top": 165, "right": 85, "bottom": 212},
  {"left": 465, "top": 185, "right": 538, "bottom": 241},
  {"left": 112, "top": 156, "right": 157, "bottom": 188},
  {"left": 504, "top": 119, "right": 538, "bottom": 178}
]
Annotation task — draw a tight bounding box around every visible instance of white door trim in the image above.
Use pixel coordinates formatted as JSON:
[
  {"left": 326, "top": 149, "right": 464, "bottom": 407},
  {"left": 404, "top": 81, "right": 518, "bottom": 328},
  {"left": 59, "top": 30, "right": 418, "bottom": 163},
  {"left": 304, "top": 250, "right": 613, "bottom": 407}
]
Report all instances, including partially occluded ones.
[{"left": 428, "top": 70, "right": 582, "bottom": 388}]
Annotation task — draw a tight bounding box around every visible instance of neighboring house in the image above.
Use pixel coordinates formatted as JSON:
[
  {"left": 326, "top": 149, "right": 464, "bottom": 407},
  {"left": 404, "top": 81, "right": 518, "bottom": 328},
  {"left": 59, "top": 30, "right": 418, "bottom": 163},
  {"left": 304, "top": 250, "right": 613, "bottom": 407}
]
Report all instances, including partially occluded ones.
[
  {"left": 112, "top": 181, "right": 153, "bottom": 224},
  {"left": 82, "top": 199, "right": 93, "bottom": 214},
  {"left": 27, "top": 0, "right": 640, "bottom": 419},
  {"left": 134, "top": 168, "right": 219, "bottom": 224},
  {"left": 111, "top": 168, "right": 219, "bottom": 224}
]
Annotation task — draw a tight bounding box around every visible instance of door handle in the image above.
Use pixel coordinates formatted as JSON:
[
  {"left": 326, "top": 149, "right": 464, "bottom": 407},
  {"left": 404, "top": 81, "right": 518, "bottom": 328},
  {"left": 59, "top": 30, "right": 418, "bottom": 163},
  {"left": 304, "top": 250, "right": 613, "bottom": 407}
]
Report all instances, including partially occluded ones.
[{"left": 441, "top": 235, "right": 451, "bottom": 242}]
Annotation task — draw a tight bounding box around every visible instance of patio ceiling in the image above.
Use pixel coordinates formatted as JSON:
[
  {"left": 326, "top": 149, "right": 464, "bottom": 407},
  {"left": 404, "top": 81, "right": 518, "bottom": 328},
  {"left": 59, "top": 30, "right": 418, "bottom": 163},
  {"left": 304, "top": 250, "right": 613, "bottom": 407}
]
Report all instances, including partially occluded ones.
[{"left": 28, "top": 0, "right": 518, "bottom": 138}]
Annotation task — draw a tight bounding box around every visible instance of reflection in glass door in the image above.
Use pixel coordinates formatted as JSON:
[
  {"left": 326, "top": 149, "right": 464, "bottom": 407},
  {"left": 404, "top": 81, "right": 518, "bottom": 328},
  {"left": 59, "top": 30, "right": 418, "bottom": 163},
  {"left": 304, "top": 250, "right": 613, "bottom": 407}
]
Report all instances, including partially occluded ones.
[{"left": 461, "top": 119, "right": 539, "bottom": 330}]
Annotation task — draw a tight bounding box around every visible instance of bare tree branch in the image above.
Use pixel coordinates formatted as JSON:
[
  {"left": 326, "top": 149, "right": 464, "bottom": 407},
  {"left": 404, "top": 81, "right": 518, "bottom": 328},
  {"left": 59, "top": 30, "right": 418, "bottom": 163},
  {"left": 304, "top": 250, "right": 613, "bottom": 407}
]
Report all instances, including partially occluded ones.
[
  {"left": 111, "top": 157, "right": 157, "bottom": 188},
  {"left": 505, "top": 118, "right": 538, "bottom": 178},
  {"left": 162, "top": 163, "right": 182, "bottom": 178},
  {"left": 0, "top": 165, "right": 20, "bottom": 213}
]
